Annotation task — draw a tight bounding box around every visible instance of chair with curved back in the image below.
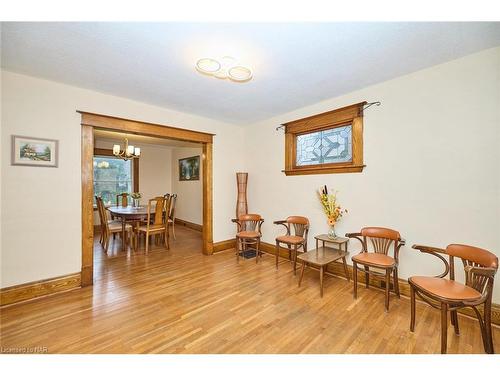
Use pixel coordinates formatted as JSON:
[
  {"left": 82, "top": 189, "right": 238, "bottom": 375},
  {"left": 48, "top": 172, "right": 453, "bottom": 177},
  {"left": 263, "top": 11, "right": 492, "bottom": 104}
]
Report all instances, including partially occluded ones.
[
  {"left": 273, "top": 216, "right": 310, "bottom": 274},
  {"left": 409, "top": 243, "right": 498, "bottom": 354},
  {"left": 136, "top": 196, "right": 171, "bottom": 254},
  {"left": 232, "top": 214, "right": 264, "bottom": 263},
  {"left": 346, "top": 227, "right": 405, "bottom": 312},
  {"left": 167, "top": 193, "right": 178, "bottom": 240}
]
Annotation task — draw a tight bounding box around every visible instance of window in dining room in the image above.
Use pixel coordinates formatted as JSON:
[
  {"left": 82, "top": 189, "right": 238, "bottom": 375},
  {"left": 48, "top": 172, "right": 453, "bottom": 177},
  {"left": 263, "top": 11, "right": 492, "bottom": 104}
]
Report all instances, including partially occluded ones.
[{"left": 93, "top": 155, "right": 133, "bottom": 206}]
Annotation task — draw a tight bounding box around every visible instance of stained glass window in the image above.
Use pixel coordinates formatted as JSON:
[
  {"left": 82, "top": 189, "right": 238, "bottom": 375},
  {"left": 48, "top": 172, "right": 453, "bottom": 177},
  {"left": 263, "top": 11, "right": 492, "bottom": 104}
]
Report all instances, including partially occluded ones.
[{"left": 296, "top": 124, "right": 352, "bottom": 166}]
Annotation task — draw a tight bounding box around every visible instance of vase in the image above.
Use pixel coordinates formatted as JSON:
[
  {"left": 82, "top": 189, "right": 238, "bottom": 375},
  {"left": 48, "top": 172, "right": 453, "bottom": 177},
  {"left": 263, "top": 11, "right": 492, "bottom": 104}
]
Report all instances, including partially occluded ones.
[
  {"left": 236, "top": 172, "right": 248, "bottom": 219},
  {"left": 328, "top": 226, "right": 337, "bottom": 239},
  {"left": 132, "top": 198, "right": 140, "bottom": 208}
]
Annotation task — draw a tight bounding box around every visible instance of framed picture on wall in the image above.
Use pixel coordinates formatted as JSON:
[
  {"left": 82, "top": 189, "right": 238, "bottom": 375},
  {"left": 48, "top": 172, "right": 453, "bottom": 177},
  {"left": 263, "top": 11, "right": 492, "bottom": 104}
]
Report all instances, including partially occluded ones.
[
  {"left": 11, "top": 135, "right": 59, "bottom": 167},
  {"left": 179, "top": 155, "right": 200, "bottom": 181}
]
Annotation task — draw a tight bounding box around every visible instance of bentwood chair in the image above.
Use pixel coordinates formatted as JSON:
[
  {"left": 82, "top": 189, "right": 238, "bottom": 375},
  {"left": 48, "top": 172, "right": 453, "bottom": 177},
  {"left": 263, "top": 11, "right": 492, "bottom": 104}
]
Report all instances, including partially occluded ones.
[
  {"left": 409, "top": 243, "right": 498, "bottom": 354},
  {"left": 346, "top": 227, "right": 405, "bottom": 311},
  {"left": 273, "top": 216, "right": 309, "bottom": 274},
  {"left": 232, "top": 214, "right": 264, "bottom": 263},
  {"left": 136, "top": 196, "right": 171, "bottom": 254},
  {"left": 96, "top": 196, "right": 133, "bottom": 252}
]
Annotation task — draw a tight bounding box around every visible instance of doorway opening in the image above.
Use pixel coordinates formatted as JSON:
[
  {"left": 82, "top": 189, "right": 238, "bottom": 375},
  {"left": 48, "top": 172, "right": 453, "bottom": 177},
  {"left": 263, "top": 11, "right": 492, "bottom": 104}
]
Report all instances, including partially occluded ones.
[{"left": 80, "top": 111, "right": 214, "bottom": 287}]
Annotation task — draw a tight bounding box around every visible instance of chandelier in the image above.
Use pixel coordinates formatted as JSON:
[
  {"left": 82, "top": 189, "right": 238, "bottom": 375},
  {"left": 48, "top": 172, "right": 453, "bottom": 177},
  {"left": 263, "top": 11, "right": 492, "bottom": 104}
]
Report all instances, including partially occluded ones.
[
  {"left": 196, "top": 56, "right": 252, "bottom": 82},
  {"left": 112, "top": 138, "right": 141, "bottom": 161}
]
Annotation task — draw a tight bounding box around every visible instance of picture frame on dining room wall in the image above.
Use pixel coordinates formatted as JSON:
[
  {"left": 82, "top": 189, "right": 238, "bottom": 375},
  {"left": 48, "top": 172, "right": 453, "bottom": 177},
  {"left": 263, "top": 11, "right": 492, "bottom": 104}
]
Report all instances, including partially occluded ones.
[
  {"left": 11, "top": 135, "right": 59, "bottom": 167},
  {"left": 179, "top": 155, "right": 200, "bottom": 181}
]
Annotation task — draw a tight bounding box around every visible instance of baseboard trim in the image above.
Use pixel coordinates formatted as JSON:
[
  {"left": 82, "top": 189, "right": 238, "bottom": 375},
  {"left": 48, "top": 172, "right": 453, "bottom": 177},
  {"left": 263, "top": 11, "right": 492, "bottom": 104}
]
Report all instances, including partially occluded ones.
[
  {"left": 0, "top": 272, "right": 82, "bottom": 307},
  {"left": 175, "top": 218, "right": 203, "bottom": 232},
  {"left": 213, "top": 239, "right": 236, "bottom": 253}
]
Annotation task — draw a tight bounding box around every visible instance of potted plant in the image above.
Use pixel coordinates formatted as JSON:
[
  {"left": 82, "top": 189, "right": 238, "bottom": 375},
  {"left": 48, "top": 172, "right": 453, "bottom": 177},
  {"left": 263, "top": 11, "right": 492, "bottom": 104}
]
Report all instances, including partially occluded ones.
[
  {"left": 317, "top": 185, "right": 347, "bottom": 239},
  {"left": 131, "top": 192, "right": 142, "bottom": 208}
]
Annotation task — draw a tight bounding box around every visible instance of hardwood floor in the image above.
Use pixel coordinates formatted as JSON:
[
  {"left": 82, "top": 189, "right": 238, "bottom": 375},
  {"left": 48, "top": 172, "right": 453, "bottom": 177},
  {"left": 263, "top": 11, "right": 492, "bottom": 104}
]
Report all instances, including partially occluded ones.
[{"left": 1, "top": 226, "right": 499, "bottom": 354}]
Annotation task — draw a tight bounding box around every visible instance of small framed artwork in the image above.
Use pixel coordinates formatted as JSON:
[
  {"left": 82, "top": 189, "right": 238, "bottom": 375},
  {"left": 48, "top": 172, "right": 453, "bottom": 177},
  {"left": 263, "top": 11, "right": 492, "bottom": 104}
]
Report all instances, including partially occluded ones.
[
  {"left": 179, "top": 155, "right": 200, "bottom": 181},
  {"left": 11, "top": 135, "right": 59, "bottom": 167}
]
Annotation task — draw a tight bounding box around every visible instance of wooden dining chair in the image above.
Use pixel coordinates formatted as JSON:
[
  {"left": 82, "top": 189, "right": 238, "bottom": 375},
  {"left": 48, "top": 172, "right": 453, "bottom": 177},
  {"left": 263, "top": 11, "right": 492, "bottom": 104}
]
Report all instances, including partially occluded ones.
[
  {"left": 136, "top": 196, "right": 171, "bottom": 254},
  {"left": 168, "top": 194, "right": 178, "bottom": 240},
  {"left": 232, "top": 214, "right": 264, "bottom": 263},
  {"left": 95, "top": 196, "right": 133, "bottom": 252},
  {"left": 116, "top": 193, "right": 130, "bottom": 207},
  {"left": 346, "top": 227, "right": 405, "bottom": 312},
  {"left": 409, "top": 243, "right": 498, "bottom": 354},
  {"left": 273, "top": 216, "right": 309, "bottom": 274}
]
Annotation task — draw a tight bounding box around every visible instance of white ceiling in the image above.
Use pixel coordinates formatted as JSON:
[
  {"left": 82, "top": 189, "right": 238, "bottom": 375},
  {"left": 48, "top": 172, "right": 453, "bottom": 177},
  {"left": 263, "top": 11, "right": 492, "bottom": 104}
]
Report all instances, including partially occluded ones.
[
  {"left": 94, "top": 129, "right": 201, "bottom": 148},
  {"left": 2, "top": 22, "right": 500, "bottom": 124}
]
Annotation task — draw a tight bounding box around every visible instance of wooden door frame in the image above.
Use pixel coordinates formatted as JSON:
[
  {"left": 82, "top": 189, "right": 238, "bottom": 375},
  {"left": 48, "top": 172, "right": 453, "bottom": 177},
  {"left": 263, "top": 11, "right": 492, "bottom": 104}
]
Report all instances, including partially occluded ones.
[{"left": 79, "top": 111, "right": 214, "bottom": 287}]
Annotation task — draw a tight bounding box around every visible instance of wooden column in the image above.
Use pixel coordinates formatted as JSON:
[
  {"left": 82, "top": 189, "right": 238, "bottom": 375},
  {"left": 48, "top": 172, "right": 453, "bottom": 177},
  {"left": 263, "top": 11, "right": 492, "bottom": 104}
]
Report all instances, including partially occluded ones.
[
  {"left": 81, "top": 125, "right": 94, "bottom": 286},
  {"left": 202, "top": 142, "right": 213, "bottom": 255}
]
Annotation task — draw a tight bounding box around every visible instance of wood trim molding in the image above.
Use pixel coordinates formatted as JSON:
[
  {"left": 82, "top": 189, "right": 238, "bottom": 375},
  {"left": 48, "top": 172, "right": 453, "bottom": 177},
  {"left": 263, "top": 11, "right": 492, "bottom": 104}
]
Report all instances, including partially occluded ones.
[
  {"left": 213, "top": 239, "right": 236, "bottom": 253},
  {"left": 0, "top": 273, "right": 81, "bottom": 306},
  {"left": 216, "top": 239, "right": 500, "bottom": 326},
  {"left": 79, "top": 111, "right": 214, "bottom": 144},
  {"left": 283, "top": 102, "right": 366, "bottom": 176},
  {"left": 81, "top": 125, "right": 94, "bottom": 287},
  {"left": 202, "top": 142, "right": 214, "bottom": 255},
  {"left": 175, "top": 218, "right": 203, "bottom": 232}
]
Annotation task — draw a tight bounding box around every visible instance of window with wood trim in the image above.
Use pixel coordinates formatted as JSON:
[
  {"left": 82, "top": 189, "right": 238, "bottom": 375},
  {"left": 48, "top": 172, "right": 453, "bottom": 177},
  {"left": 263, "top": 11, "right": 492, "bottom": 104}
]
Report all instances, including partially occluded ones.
[
  {"left": 93, "top": 148, "right": 139, "bottom": 206},
  {"left": 283, "top": 102, "right": 366, "bottom": 176}
]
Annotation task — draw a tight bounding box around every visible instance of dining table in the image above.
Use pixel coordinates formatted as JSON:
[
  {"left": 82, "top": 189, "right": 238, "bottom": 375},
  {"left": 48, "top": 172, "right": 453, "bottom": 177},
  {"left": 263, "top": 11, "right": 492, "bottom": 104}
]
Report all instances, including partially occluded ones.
[{"left": 106, "top": 205, "right": 155, "bottom": 251}]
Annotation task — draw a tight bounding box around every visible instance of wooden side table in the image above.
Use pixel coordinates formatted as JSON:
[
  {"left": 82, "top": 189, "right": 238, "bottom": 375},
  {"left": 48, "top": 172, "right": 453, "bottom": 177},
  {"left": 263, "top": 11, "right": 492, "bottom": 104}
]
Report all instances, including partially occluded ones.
[{"left": 297, "top": 235, "right": 350, "bottom": 297}]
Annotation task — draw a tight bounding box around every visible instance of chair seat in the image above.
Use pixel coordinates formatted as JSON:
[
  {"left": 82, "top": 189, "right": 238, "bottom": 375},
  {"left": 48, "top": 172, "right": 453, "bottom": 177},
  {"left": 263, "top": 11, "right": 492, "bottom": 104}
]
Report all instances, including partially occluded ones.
[
  {"left": 276, "top": 235, "right": 305, "bottom": 245},
  {"left": 409, "top": 276, "right": 482, "bottom": 302},
  {"left": 108, "top": 222, "right": 133, "bottom": 232},
  {"left": 352, "top": 252, "right": 395, "bottom": 267},
  {"left": 236, "top": 230, "right": 261, "bottom": 239},
  {"left": 137, "top": 224, "right": 167, "bottom": 232}
]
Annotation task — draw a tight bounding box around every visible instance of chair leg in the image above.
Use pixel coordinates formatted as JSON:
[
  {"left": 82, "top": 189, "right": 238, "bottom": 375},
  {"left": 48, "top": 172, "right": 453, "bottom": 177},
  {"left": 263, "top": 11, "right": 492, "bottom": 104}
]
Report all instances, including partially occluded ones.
[
  {"left": 353, "top": 261, "right": 358, "bottom": 299},
  {"left": 384, "top": 268, "right": 390, "bottom": 312},
  {"left": 256, "top": 239, "right": 260, "bottom": 264},
  {"left": 451, "top": 310, "right": 460, "bottom": 335},
  {"left": 298, "top": 261, "right": 305, "bottom": 287},
  {"left": 164, "top": 228, "right": 169, "bottom": 250},
  {"left": 236, "top": 237, "right": 240, "bottom": 263},
  {"left": 172, "top": 221, "right": 176, "bottom": 240},
  {"left": 393, "top": 268, "right": 400, "bottom": 298},
  {"left": 293, "top": 245, "right": 297, "bottom": 275},
  {"left": 364, "top": 266, "right": 370, "bottom": 288},
  {"left": 484, "top": 300, "right": 494, "bottom": 354},
  {"left": 440, "top": 302, "right": 448, "bottom": 354},
  {"left": 410, "top": 284, "right": 416, "bottom": 332},
  {"left": 145, "top": 232, "right": 149, "bottom": 254},
  {"left": 275, "top": 241, "right": 279, "bottom": 269}
]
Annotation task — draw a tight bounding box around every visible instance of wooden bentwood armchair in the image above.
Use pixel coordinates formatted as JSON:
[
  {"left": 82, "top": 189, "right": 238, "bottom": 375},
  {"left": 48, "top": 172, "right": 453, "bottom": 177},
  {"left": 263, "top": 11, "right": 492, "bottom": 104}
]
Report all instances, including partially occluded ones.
[
  {"left": 409, "top": 244, "right": 498, "bottom": 354},
  {"left": 232, "top": 214, "right": 264, "bottom": 263},
  {"left": 346, "top": 227, "right": 405, "bottom": 312},
  {"left": 274, "top": 216, "right": 309, "bottom": 274}
]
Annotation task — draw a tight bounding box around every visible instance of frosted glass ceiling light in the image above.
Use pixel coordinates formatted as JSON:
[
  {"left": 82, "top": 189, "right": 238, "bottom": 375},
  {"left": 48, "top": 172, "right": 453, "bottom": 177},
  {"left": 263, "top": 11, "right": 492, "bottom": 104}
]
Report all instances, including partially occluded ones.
[{"left": 195, "top": 56, "right": 252, "bottom": 82}]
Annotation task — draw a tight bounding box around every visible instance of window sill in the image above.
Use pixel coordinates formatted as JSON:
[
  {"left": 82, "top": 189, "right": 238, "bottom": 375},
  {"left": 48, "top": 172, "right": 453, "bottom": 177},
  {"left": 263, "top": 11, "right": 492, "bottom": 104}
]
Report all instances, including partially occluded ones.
[{"left": 282, "top": 164, "right": 365, "bottom": 176}]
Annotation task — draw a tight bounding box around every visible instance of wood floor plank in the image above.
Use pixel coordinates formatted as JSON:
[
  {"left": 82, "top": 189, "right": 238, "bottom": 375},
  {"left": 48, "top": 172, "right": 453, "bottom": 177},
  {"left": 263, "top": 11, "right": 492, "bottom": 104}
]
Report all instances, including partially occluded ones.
[{"left": 1, "top": 226, "right": 499, "bottom": 354}]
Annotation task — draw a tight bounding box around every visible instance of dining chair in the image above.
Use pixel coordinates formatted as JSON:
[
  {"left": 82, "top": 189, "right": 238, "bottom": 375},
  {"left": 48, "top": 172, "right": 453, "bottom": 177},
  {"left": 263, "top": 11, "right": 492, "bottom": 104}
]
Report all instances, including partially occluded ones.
[
  {"left": 346, "top": 227, "right": 405, "bottom": 312},
  {"left": 96, "top": 196, "right": 133, "bottom": 252},
  {"left": 136, "top": 196, "right": 171, "bottom": 253},
  {"left": 116, "top": 192, "right": 130, "bottom": 207},
  {"left": 232, "top": 214, "right": 264, "bottom": 263},
  {"left": 273, "top": 216, "right": 309, "bottom": 274},
  {"left": 409, "top": 243, "right": 498, "bottom": 354},
  {"left": 168, "top": 194, "right": 178, "bottom": 240}
]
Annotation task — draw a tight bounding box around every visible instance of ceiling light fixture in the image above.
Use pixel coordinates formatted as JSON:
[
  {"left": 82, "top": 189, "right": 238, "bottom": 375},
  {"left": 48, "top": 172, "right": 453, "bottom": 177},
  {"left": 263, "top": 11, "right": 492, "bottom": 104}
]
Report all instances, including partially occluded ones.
[
  {"left": 196, "top": 56, "right": 252, "bottom": 82},
  {"left": 113, "top": 138, "right": 141, "bottom": 161}
]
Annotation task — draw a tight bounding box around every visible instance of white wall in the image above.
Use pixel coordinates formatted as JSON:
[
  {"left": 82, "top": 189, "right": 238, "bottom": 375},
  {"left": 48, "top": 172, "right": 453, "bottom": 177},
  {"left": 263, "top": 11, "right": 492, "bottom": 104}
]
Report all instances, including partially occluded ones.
[
  {"left": 244, "top": 47, "right": 500, "bottom": 302},
  {"left": 171, "top": 147, "right": 203, "bottom": 225},
  {"left": 1, "top": 71, "right": 245, "bottom": 288}
]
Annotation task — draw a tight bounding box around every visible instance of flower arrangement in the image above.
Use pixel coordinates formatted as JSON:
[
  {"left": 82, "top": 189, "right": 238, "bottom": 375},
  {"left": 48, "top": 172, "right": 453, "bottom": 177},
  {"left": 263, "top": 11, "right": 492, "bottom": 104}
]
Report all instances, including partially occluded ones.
[
  {"left": 131, "top": 192, "right": 142, "bottom": 199},
  {"left": 317, "top": 185, "right": 347, "bottom": 238}
]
